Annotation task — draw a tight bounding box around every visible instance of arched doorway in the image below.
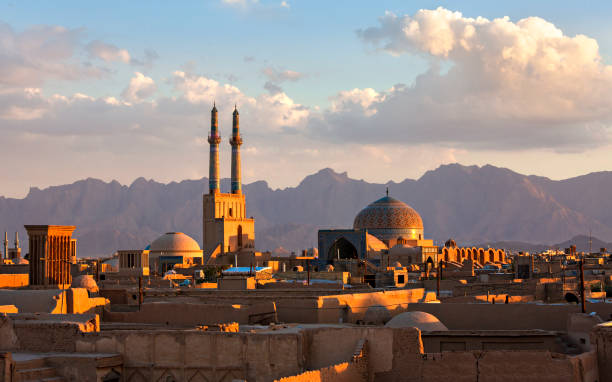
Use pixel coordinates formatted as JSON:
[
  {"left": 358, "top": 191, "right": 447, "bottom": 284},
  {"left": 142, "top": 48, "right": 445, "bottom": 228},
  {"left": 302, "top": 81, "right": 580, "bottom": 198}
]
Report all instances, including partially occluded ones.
[
  {"left": 328, "top": 237, "right": 358, "bottom": 262},
  {"left": 488, "top": 249, "right": 494, "bottom": 263},
  {"left": 237, "top": 225, "right": 243, "bottom": 248}
]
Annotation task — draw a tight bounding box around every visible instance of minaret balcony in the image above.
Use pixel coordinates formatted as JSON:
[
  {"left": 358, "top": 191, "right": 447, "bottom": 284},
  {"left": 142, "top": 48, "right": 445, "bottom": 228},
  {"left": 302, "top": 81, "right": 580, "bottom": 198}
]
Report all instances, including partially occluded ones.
[
  {"left": 208, "top": 134, "right": 221, "bottom": 144},
  {"left": 230, "top": 136, "right": 243, "bottom": 146}
]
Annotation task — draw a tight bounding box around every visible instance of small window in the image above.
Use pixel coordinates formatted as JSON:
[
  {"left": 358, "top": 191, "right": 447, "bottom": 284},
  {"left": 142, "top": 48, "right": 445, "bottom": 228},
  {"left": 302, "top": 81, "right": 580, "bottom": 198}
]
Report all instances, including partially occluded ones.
[
  {"left": 229, "top": 208, "right": 233, "bottom": 217},
  {"left": 397, "top": 275, "right": 405, "bottom": 284}
]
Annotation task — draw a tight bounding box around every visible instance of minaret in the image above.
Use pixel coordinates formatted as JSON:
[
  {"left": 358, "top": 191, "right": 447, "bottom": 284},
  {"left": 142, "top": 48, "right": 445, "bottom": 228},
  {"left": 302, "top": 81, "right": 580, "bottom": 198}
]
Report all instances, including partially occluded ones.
[
  {"left": 2, "top": 232, "right": 7, "bottom": 260},
  {"left": 14, "top": 232, "right": 19, "bottom": 249},
  {"left": 208, "top": 103, "right": 221, "bottom": 194},
  {"left": 230, "top": 105, "right": 243, "bottom": 194}
]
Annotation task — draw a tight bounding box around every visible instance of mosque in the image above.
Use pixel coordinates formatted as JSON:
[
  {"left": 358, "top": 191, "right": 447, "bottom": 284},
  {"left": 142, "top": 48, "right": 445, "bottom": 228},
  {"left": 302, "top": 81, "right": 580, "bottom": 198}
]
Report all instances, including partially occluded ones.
[
  {"left": 318, "top": 190, "right": 507, "bottom": 268},
  {"left": 119, "top": 104, "right": 257, "bottom": 275}
]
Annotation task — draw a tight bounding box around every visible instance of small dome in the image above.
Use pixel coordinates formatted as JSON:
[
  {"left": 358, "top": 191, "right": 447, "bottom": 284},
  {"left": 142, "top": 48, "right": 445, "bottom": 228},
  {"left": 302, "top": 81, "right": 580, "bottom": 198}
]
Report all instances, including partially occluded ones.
[
  {"left": 15, "top": 258, "right": 29, "bottom": 265},
  {"left": 149, "top": 232, "right": 201, "bottom": 253},
  {"left": 71, "top": 274, "right": 99, "bottom": 294},
  {"left": 385, "top": 311, "right": 448, "bottom": 331}
]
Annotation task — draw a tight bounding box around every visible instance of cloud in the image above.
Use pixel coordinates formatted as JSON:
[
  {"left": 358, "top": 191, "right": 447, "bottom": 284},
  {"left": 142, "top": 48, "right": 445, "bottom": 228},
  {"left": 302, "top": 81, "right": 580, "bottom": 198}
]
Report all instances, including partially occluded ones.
[
  {"left": 280, "top": 1, "right": 289, "bottom": 9},
  {"left": 262, "top": 66, "right": 305, "bottom": 94},
  {"left": 221, "top": 0, "right": 259, "bottom": 8},
  {"left": 262, "top": 67, "right": 305, "bottom": 83},
  {"left": 319, "top": 7, "right": 612, "bottom": 150},
  {"left": 0, "top": 21, "right": 104, "bottom": 87},
  {"left": 121, "top": 72, "right": 157, "bottom": 102},
  {"left": 130, "top": 49, "right": 159, "bottom": 68},
  {"left": 264, "top": 81, "right": 283, "bottom": 95},
  {"left": 86, "top": 40, "right": 130, "bottom": 63}
]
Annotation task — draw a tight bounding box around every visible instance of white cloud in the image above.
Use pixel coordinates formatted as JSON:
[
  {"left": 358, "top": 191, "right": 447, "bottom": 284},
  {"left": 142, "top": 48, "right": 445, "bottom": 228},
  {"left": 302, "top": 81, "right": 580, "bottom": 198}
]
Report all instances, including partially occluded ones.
[
  {"left": 334, "top": 7, "right": 612, "bottom": 149},
  {"left": 121, "top": 72, "right": 157, "bottom": 102},
  {"left": 280, "top": 1, "right": 289, "bottom": 9},
  {"left": 329, "top": 88, "right": 384, "bottom": 117},
  {"left": 86, "top": 40, "right": 131, "bottom": 63},
  {"left": 0, "top": 22, "right": 104, "bottom": 87},
  {"left": 221, "top": 0, "right": 259, "bottom": 8}
]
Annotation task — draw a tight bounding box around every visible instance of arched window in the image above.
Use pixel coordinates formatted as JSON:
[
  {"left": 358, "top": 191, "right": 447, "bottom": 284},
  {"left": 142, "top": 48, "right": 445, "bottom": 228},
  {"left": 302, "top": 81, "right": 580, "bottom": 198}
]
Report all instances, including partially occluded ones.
[{"left": 237, "top": 225, "right": 243, "bottom": 248}]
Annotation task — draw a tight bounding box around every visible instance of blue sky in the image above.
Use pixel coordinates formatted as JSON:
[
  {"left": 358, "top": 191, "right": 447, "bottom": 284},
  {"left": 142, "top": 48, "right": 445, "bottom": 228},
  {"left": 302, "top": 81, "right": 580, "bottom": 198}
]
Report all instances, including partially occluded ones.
[{"left": 2, "top": 1, "right": 612, "bottom": 197}]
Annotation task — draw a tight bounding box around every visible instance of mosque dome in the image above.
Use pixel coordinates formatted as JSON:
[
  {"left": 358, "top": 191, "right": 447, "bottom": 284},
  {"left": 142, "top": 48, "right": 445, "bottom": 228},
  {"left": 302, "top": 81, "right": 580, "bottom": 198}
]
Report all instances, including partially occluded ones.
[
  {"left": 149, "top": 232, "right": 201, "bottom": 253},
  {"left": 353, "top": 196, "right": 424, "bottom": 242},
  {"left": 147, "top": 232, "right": 203, "bottom": 263}
]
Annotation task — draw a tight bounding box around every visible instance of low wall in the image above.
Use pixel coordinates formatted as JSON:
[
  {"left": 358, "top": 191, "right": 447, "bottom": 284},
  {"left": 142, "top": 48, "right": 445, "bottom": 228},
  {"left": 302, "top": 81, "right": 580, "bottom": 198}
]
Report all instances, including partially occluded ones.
[
  {"left": 406, "top": 302, "right": 612, "bottom": 331},
  {"left": 418, "top": 350, "right": 597, "bottom": 382},
  {"left": 0, "top": 288, "right": 108, "bottom": 315},
  {"left": 104, "top": 301, "right": 276, "bottom": 325},
  {"left": 0, "top": 313, "right": 99, "bottom": 352},
  {"left": 421, "top": 330, "right": 563, "bottom": 353},
  {"left": 0, "top": 273, "right": 28, "bottom": 288},
  {"left": 275, "top": 362, "right": 366, "bottom": 382},
  {"left": 75, "top": 329, "right": 305, "bottom": 381}
]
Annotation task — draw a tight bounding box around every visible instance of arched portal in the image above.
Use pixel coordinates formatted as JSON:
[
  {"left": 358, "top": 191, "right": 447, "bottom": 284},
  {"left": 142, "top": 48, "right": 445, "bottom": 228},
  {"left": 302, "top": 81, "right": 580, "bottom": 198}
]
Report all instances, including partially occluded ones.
[
  {"left": 237, "top": 225, "right": 243, "bottom": 248},
  {"left": 328, "top": 237, "right": 358, "bottom": 261},
  {"left": 488, "top": 249, "right": 495, "bottom": 263},
  {"left": 443, "top": 248, "right": 449, "bottom": 262}
]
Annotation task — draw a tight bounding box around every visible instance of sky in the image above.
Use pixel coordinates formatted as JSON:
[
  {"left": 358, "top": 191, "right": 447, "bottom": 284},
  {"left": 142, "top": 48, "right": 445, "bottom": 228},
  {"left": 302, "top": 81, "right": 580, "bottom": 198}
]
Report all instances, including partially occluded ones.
[{"left": 2, "top": 1, "right": 612, "bottom": 198}]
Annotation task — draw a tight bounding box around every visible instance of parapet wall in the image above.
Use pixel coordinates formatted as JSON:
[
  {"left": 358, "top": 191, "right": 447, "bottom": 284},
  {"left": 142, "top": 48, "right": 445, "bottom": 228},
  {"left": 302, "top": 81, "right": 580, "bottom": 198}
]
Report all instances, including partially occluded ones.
[{"left": 406, "top": 302, "right": 612, "bottom": 331}]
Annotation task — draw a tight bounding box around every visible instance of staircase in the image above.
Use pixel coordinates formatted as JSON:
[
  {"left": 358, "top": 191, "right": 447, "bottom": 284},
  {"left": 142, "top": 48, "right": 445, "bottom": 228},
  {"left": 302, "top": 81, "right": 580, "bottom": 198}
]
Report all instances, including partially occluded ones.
[{"left": 14, "top": 357, "right": 64, "bottom": 382}]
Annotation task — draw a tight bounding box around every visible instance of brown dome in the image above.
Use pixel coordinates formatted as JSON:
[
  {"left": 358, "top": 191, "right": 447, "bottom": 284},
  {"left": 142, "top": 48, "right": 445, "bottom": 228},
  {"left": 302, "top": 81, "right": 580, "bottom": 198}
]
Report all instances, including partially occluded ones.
[{"left": 354, "top": 196, "right": 423, "bottom": 230}]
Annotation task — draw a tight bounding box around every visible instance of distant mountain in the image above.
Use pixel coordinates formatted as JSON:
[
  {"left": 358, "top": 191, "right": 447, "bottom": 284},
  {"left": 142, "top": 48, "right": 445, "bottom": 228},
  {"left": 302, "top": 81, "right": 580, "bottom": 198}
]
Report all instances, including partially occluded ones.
[{"left": 1, "top": 164, "right": 612, "bottom": 257}]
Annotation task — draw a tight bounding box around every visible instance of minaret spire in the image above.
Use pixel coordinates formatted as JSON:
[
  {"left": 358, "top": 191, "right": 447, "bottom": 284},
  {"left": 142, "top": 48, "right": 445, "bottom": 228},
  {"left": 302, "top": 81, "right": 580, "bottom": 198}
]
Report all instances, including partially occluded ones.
[
  {"left": 208, "top": 103, "right": 221, "bottom": 194},
  {"left": 14, "top": 232, "right": 19, "bottom": 249},
  {"left": 230, "top": 105, "right": 242, "bottom": 194}
]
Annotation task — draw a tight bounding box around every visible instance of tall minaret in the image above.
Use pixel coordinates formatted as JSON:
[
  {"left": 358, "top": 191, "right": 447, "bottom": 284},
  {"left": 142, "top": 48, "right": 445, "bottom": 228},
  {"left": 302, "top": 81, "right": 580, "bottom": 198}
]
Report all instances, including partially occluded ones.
[
  {"left": 230, "top": 105, "right": 243, "bottom": 194},
  {"left": 2, "top": 232, "right": 7, "bottom": 260},
  {"left": 14, "top": 232, "right": 19, "bottom": 249},
  {"left": 208, "top": 103, "right": 221, "bottom": 194}
]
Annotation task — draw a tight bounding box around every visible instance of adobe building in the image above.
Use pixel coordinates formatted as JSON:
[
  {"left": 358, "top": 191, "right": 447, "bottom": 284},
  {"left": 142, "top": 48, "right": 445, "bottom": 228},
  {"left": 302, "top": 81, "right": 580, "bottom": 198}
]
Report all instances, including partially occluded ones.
[
  {"left": 24, "top": 225, "right": 76, "bottom": 287},
  {"left": 117, "top": 249, "right": 150, "bottom": 276},
  {"left": 203, "top": 104, "right": 255, "bottom": 262}
]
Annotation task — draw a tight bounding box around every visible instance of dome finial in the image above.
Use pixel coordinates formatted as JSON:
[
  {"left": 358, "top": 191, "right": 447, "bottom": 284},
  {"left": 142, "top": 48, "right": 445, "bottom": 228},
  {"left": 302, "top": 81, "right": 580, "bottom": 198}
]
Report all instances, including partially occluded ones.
[{"left": 386, "top": 187, "right": 389, "bottom": 197}]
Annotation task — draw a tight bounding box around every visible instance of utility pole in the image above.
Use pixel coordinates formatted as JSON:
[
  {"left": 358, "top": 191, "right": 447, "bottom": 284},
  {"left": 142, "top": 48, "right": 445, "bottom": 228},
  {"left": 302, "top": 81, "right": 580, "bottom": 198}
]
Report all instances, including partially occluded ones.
[
  {"left": 436, "top": 260, "right": 443, "bottom": 299},
  {"left": 580, "top": 259, "right": 586, "bottom": 314},
  {"left": 138, "top": 276, "right": 144, "bottom": 308},
  {"left": 306, "top": 258, "right": 310, "bottom": 286}
]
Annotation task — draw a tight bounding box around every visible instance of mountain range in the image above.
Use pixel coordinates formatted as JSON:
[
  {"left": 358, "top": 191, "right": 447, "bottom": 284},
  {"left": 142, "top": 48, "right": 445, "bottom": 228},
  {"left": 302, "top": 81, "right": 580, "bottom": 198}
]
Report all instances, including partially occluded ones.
[{"left": 1, "top": 163, "right": 612, "bottom": 257}]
